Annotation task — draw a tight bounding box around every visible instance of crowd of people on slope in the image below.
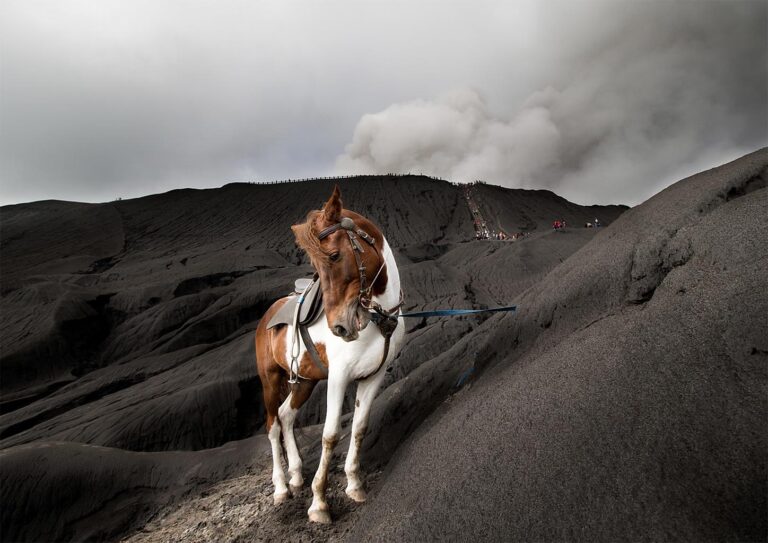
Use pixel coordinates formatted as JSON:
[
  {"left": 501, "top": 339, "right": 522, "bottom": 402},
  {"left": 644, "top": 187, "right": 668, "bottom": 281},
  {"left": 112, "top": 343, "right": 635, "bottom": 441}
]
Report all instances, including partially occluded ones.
[
  {"left": 552, "top": 217, "right": 602, "bottom": 230},
  {"left": 475, "top": 229, "right": 531, "bottom": 241},
  {"left": 466, "top": 185, "right": 603, "bottom": 241}
]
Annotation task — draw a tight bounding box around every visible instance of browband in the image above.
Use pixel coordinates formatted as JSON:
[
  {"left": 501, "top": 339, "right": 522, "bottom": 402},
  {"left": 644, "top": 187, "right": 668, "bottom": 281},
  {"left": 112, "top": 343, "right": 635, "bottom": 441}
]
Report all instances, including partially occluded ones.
[{"left": 317, "top": 217, "right": 376, "bottom": 246}]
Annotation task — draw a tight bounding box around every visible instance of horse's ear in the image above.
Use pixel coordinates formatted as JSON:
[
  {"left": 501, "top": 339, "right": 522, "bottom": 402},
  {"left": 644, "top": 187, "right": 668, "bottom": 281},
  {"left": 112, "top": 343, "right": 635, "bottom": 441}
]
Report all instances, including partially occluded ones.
[
  {"left": 290, "top": 223, "right": 302, "bottom": 242},
  {"left": 291, "top": 222, "right": 310, "bottom": 254},
  {"left": 322, "top": 185, "right": 342, "bottom": 223}
]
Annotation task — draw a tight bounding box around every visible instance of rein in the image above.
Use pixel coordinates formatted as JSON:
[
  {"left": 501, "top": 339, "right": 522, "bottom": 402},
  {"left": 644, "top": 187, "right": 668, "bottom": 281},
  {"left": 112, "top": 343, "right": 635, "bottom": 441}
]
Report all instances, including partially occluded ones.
[
  {"left": 291, "top": 217, "right": 517, "bottom": 384},
  {"left": 399, "top": 305, "right": 517, "bottom": 318}
]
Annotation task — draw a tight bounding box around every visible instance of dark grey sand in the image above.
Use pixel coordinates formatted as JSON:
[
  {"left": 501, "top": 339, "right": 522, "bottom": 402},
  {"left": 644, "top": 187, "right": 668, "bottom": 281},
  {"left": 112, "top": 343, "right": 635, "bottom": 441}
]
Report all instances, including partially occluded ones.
[
  {"left": 351, "top": 150, "right": 768, "bottom": 542},
  {"left": 0, "top": 153, "right": 764, "bottom": 541}
]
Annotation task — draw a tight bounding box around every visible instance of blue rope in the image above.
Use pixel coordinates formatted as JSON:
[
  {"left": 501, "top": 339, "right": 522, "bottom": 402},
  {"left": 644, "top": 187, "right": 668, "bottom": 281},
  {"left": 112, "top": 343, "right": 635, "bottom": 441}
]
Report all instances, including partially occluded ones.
[{"left": 399, "top": 305, "right": 517, "bottom": 318}]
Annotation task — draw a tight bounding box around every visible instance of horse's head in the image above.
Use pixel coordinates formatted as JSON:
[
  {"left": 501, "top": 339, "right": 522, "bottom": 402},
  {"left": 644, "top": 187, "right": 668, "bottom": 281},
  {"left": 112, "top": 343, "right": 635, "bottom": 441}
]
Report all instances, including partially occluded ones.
[{"left": 291, "top": 185, "right": 388, "bottom": 341}]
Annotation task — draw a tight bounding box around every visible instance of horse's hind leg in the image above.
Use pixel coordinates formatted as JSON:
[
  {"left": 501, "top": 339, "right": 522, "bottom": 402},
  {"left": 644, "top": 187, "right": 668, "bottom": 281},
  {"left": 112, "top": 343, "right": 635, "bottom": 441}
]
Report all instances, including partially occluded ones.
[
  {"left": 344, "top": 367, "right": 387, "bottom": 502},
  {"left": 278, "top": 379, "right": 317, "bottom": 494},
  {"left": 264, "top": 368, "right": 291, "bottom": 504}
]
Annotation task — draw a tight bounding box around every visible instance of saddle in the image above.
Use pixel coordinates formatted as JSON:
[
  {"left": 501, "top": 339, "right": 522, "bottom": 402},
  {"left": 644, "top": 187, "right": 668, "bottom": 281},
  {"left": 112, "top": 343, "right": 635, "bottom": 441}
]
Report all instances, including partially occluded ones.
[
  {"left": 267, "top": 276, "right": 324, "bottom": 330},
  {"left": 267, "top": 275, "right": 329, "bottom": 380}
]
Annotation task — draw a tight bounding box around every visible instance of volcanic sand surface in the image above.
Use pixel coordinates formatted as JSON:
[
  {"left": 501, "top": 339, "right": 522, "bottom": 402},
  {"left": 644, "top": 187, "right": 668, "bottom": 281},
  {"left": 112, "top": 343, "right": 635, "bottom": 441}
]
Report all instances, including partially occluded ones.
[{"left": 14, "top": 169, "right": 732, "bottom": 541}]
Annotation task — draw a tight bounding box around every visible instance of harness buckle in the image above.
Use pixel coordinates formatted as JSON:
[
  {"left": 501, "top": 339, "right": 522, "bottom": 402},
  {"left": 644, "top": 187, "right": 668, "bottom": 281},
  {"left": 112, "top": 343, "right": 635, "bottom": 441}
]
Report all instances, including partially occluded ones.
[{"left": 349, "top": 236, "right": 363, "bottom": 252}]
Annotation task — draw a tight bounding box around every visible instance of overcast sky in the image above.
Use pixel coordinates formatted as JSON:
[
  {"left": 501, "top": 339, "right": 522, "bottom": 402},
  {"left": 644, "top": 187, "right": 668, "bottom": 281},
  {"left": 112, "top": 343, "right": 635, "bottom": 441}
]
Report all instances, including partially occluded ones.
[{"left": 1, "top": 1, "right": 766, "bottom": 206}]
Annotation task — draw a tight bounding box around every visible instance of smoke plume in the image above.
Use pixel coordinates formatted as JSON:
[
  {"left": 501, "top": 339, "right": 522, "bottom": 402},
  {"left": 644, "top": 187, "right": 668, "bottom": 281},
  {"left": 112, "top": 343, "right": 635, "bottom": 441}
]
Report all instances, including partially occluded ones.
[{"left": 336, "top": 2, "right": 767, "bottom": 205}]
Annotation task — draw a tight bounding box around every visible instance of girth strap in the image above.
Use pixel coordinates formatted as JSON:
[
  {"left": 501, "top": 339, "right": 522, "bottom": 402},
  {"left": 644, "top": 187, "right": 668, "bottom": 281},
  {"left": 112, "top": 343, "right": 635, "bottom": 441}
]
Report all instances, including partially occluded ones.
[{"left": 298, "top": 324, "right": 328, "bottom": 376}]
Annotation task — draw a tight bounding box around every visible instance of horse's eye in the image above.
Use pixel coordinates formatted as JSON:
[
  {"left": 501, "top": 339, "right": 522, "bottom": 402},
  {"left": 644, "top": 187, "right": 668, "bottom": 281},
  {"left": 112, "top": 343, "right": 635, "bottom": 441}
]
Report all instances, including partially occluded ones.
[{"left": 329, "top": 252, "right": 341, "bottom": 262}]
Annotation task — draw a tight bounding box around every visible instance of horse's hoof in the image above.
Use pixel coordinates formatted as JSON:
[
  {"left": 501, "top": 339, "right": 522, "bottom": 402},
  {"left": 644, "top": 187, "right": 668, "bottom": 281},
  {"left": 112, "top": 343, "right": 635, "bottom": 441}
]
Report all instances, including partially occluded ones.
[
  {"left": 308, "top": 509, "right": 332, "bottom": 524},
  {"left": 346, "top": 487, "right": 367, "bottom": 502},
  {"left": 274, "top": 491, "right": 291, "bottom": 505},
  {"left": 290, "top": 484, "right": 303, "bottom": 496}
]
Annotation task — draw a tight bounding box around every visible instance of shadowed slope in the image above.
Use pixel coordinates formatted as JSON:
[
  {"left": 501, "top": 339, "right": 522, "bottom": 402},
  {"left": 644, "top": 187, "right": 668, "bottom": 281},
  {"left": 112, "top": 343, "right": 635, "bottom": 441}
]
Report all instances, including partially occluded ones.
[
  {"left": 0, "top": 174, "right": 626, "bottom": 542},
  {"left": 0, "top": 437, "right": 270, "bottom": 542},
  {"left": 0, "top": 176, "right": 623, "bottom": 452},
  {"left": 350, "top": 149, "right": 768, "bottom": 541}
]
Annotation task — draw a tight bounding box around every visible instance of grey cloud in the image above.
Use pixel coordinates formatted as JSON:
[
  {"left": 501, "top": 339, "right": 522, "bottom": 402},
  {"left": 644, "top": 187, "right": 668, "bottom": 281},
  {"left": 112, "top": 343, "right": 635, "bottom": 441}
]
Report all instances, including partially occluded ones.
[
  {"left": 335, "top": 2, "right": 767, "bottom": 205},
  {"left": 1, "top": 1, "right": 765, "bottom": 206}
]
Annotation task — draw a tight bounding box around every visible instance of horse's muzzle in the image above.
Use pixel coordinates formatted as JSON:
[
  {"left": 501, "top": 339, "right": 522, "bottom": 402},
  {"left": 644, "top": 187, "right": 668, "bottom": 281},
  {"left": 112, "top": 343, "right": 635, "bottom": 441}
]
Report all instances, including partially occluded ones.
[
  {"left": 332, "top": 324, "right": 357, "bottom": 341},
  {"left": 332, "top": 302, "right": 371, "bottom": 342}
]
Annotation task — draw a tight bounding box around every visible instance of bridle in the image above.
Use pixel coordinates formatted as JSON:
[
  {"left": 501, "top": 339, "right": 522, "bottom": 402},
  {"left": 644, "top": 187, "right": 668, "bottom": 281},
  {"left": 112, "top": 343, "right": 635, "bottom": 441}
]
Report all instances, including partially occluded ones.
[
  {"left": 317, "top": 217, "right": 403, "bottom": 319},
  {"left": 305, "top": 216, "right": 403, "bottom": 379}
]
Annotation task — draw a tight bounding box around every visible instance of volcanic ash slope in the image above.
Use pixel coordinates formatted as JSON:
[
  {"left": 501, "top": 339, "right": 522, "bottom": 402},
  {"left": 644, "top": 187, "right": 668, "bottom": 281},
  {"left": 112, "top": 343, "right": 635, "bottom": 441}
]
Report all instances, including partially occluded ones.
[
  {"left": 0, "top": 175, "right": 625, "bottom": 542},
  {"left": 350, "top": 149, "right": 768, "bottom": 542}
]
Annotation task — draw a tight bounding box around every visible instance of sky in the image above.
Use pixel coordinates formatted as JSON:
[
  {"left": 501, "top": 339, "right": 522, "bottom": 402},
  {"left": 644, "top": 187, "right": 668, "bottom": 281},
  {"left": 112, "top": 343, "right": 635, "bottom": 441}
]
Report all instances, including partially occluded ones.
[{"left": 1, "top": 0, "right": 766, "bottom": 206}]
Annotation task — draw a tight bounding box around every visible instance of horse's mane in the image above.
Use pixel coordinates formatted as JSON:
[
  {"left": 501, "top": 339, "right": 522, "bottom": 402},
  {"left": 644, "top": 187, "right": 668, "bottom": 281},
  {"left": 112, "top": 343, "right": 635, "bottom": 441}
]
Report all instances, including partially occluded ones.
[{"left": 292, "top": 210, "right": 331, "bottom": 264}]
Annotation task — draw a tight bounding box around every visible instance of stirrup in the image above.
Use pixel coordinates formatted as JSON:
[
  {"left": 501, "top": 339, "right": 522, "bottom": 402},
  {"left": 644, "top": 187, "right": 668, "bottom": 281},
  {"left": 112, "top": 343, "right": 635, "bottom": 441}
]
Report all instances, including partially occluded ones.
[{"left": 288, "top": 356, "right": 300, "bottom": 384}]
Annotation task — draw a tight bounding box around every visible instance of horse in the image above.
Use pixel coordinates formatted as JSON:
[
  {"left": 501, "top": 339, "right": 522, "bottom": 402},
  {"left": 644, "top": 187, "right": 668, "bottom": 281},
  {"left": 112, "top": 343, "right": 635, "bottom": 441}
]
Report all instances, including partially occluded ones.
[{"left": 254, "top": 185, "right": 405, "bottom": 523}]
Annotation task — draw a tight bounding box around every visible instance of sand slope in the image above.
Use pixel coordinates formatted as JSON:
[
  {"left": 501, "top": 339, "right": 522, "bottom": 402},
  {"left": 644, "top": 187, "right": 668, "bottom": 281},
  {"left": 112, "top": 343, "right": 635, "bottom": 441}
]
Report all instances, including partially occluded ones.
[
  {"left": 0, "top": 175, "right": 625, "bottom": 541},
  {"left": 351, "top": 150, "right": 768, "bottom": 541}
]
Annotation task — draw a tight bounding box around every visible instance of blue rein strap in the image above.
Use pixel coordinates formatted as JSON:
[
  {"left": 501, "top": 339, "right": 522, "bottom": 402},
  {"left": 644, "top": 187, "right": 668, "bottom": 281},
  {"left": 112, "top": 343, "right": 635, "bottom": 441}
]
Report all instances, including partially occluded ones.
[{"left": 398, "top": 305, "right": 517, "bottom": 318}]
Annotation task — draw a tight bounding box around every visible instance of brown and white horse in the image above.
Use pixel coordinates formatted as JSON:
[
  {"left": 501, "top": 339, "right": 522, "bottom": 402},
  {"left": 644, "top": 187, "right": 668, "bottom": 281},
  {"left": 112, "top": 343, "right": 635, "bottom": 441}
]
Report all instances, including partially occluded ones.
[{"left": 255, "top": 186, "right": 405, "bottom": 523}]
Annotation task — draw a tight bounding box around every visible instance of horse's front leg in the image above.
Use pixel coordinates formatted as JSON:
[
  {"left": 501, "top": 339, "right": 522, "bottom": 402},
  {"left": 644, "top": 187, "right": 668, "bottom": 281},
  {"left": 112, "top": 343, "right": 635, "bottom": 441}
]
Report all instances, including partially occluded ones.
[
  {"left": 308, "top": 367, "right": 350, "bottom": 524},
  {"left": 278, "top": 380, "right": 317, "bottom": 495},
  {"left": 344, "top": 367, "right": 387, "bottom": 502}
]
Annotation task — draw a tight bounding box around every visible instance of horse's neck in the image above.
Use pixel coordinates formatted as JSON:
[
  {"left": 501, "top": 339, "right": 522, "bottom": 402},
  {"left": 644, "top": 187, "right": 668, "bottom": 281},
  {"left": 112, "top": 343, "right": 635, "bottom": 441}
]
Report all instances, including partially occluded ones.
[{"left": 372, "top": 237, "right": 401, "bottom": 310}]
